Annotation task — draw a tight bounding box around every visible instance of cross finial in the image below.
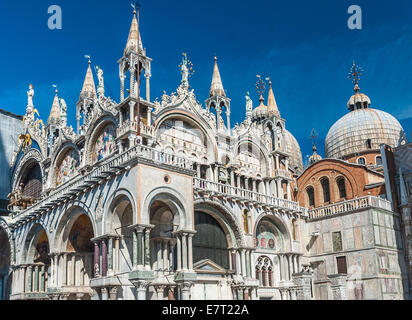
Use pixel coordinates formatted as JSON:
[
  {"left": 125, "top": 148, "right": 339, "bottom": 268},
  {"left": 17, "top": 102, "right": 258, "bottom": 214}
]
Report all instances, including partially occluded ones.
[
  {"left": 310, "top": 128, "right": 318, "bottom": 148},
  {"left": 255, "top": 75, "right": 266, "bottom": 99},
  {"left": 348, "top": 61, "right": 363, "bottom": 92}
]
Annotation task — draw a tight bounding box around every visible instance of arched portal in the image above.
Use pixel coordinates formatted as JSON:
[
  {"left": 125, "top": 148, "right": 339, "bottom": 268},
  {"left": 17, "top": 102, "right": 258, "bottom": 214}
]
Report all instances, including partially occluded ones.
[
  {"left": 19, "top": 162, "right": 42, "bottom": 200},
  {"left": 111, "top": 196, "right": 134, "bottom": 274},
  {"left": 23, "top": 225, "right": 50, "bottom": 297},
  {"left": 193, "top": 211, "right": 229, "bottom": 270},
  {"left": 150, "top": 200, "right": 179, "bottom": 275},
  {"left": 61, "top": 214, "right": 94, "bottom": 299},
  {"left": 0, "top": 227, "right": 11, "bottom": 300}
]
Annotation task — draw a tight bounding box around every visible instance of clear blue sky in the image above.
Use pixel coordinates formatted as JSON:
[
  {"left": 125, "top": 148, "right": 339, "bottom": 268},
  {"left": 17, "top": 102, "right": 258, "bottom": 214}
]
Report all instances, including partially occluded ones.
[{"left": 0, "top": 0, "right": 411, "bottom": 160}]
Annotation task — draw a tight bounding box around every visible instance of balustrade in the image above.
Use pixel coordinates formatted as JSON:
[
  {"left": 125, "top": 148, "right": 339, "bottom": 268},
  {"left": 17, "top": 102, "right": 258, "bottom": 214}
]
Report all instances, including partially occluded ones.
[
  {"left": 194, "top": 178, "right": 301, "bottom": 212},
  {"left": 308, "top": 195, "right": 393, "bottom": 220}
]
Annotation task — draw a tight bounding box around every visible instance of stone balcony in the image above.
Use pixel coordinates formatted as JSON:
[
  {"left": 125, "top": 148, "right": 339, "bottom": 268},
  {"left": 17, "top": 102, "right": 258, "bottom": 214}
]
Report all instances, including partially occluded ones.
[
  {"left": 11, "top": 145, "right": 193, "bottom": 224},
  {"left": 308, "top": 195, "right": 393, "bottom": 220},
  {"left": 274, "top": 169, "right": 292, "bottom": 180},
  {"left": 116, "top": 121, "right": 155, "bottom": 139},
  {"left": 194, "top": 178, "right": 307, "bottom": 215}
]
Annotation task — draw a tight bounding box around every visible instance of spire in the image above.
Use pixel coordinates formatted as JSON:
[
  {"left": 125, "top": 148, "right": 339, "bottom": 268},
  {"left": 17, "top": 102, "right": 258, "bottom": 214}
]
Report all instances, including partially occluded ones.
[
  {"left": 209, "top": 56, "right": 226, "bottom": 97},
  {"left": 80, "top": 59, "right": 97, "bottom": 100},
  {"left": 124, "top": 8, "right": 143, "bottom": 55},
  {"left": 48, "top": 88, "right": 61, "bottom": 126},
  {"left": 266, "top": 78, "right": 280, "bottom": 117}
]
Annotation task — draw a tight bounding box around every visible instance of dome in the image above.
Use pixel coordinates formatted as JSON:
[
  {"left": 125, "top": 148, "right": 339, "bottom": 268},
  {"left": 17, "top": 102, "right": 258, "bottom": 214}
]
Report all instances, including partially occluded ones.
[
  {"left": 309, "top": 146, "right": 322, "bottom": 164},
  {"left": 252, "top": 98, "right": 268, "bottom": 120},
  {"left": 284, "top": 129, "right": 304, "bottom": 173},
  {"left": 325, "top": 108, "right": 405, "bottom": 159}
]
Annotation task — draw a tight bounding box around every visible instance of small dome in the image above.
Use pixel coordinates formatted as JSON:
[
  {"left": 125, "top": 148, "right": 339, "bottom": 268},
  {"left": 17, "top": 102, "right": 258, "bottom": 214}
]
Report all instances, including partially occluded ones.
[
  {"left": 325, "top": 108, "right": 405, "bottom": 159},
  {"left": 309, "top": 146, "right": 322, "bottom": 164},
  {"left": 284, "top": 129, "right": 304, "bottom": 174},
  {"left": 347, "top": 85, "right": 371, "bottom": 111},
  {"left": 252, "top": 96, "right": 268, "bottom": 121}
]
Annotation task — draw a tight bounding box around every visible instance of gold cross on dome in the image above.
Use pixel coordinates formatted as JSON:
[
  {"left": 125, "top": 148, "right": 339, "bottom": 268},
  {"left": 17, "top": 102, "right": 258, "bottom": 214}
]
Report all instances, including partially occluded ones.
[{"left": 348, "top": 61, "right": 363, "bottom": 86}]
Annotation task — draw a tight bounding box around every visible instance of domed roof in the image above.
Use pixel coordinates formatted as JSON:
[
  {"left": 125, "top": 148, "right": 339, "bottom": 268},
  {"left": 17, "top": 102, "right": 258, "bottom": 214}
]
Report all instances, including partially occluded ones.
[
  {"left": 325, "top": 107, "right": 405, "bottom": 159},
  {"left": 284, "top": 129, "right": 304, "bottom": 173},
  {"left": 252, "top": 96, "right": 268, "bottom": 120}
]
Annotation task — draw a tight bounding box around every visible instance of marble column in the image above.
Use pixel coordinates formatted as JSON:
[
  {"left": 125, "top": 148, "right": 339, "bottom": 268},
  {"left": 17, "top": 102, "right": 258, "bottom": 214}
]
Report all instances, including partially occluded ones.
[
  {"left": 162, "top": 240, "right": 168, "bottom": 272},
  {"left": 277, "top": 179, "right": 282, "bottom": 199},
  {"left": 101, "top": 240, "right": 107, "bottom": 277},
  {"left": 176, "top": 235, "right": 182, "bottom": 271},
  {"left": 62, "top": 253, "right": 67, "bottom": 286},
  {"left": 241, "top": 250, "right": 246, "bottom": 277},
  {"left": 182, "top": 233, "right": 188, "bottom": 270},
  {"left": 188, "top": 234, "right": 194, "bottom": 271},
  {"left": 94, "top": 243, "right": 100, "bottom": 278},
  {"left": 145, "top": 228, "right": 151, "bottom": 270}
]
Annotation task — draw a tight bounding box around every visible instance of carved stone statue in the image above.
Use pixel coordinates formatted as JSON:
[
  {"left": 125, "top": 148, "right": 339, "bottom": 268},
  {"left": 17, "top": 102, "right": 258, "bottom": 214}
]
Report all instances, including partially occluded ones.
[
  {"left": 245, "top": 91, "right": 253, "bottom": 119},
  {"left": 96, "top": 65, "right": 105, "bottom": 98},
  {"left": 27, "top": 84, "right": 34, "bottom": 107},
  {"left": 59, "top": 98, "right": 67, "bottom": 125},
  {"left": 181, "top": 58, "right": 189, "bottom": 85}
]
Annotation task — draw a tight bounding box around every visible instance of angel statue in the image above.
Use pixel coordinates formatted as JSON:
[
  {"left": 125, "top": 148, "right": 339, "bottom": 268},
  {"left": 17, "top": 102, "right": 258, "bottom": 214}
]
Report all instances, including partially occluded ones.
[
  {"left": 245, "top": 91, "right": 253, "bottom": 119},
  {"left": 96, "top": 65, "right": 105, "bottom": 98},
  {"left": 96, "top": 66, "right": 104, "bottom": 88},
  {"left": 27, "top": 84, "right": 34, "bottom": 107},
  {"left": 59, "top": 98, "right": 67, "bottom": 124}
]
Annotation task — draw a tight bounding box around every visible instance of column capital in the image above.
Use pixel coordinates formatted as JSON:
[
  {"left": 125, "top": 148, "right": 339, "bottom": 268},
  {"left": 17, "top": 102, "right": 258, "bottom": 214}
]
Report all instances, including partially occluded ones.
[{"left": 129, "top": 223, "right": 155, "bottom": 233}]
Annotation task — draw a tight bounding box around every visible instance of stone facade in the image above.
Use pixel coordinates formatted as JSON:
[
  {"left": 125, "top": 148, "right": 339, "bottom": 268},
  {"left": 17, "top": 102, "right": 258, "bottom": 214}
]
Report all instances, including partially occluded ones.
[{"left": 0, "top": 10, "right": 410, "bottom": 301}]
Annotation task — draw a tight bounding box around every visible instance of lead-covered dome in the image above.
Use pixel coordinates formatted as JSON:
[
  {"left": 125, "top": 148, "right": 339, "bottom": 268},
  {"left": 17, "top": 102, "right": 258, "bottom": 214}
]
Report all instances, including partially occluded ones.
[
  {"left": 284, "top": 129, "right": 304, "bottom": 174},
  {"left": 325, "top": 97, "right": 405, "bottom": 159}
]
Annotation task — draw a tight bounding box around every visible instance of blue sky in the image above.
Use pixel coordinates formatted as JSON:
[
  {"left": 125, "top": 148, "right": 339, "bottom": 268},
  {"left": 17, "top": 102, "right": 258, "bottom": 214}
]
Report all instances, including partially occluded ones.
[{"left": 0, "top": 0, "right": 411, "bottom": 161}]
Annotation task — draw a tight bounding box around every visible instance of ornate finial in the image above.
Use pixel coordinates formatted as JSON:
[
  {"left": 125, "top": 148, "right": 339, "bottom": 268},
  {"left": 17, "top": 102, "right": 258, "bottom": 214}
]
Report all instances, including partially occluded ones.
[
  {"left": 348, "top": 61, "right": 363, "bottom": 93},
  {"left": 266, "top": 77, "right": 272, "bottom": 88},
  {"left": 131, "top": 2, "right": 140, "bottom": 15},
  {"left": 84, "top": 55, "right": 91, "bottom": 64},
  {"left": 255, "top": 75, "right": 266, "bottom": 101},
  {"left": 52, "top": 84, "right": 58, "bottom": 95}
]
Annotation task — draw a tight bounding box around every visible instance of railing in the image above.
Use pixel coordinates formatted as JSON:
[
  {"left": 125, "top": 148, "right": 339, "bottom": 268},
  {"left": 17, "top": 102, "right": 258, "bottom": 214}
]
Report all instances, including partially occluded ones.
[
  {"left": 13, "top": 145, "right": 193, "bottom": 220},
  {"left": 274, "top": 169, "right": 292, "bottom": 179},
  {"left": 14, "top": 264, "right": 49, "bottom": 297},
  {"left": 194, "top": 178, "right": 302, "bottom": 213},
  {"left": 117, "top": 121, "right": 155, "bottom": 138},
  {"left": 308, "top": 196, "right": 393, "bottom": 220}
]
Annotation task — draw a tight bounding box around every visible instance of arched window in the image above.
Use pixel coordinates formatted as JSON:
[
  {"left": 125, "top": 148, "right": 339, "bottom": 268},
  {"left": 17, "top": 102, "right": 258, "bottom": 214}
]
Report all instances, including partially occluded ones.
[
  {"left": 193, "top": 211, "right": 229, "bottom": 269},
  {"left": 243, "top": 210, "right": 249, "bottom": 234},
  {"left": 21, "top": 162, "right": 42, "bottom": 199},
  {"left": 366, "top": 139, "right": 372, "bottom": 149},
  {"left": 376, "top": 156, "right": 382, "bottom": 166},
  {"left": 321, "top": 178, "right": 331, "bottom": 203},
  {"left": 357, "top": 157, "right": 366, "bottom": 165},
  {"left": 306, "top": 187, "right": 315, "bottom": 207},
  {"left": 337, "top": 177, "right": 347, "bottom": 199},
  {"left": 256, "top": 256, "right": 274, "bottom": 287}
]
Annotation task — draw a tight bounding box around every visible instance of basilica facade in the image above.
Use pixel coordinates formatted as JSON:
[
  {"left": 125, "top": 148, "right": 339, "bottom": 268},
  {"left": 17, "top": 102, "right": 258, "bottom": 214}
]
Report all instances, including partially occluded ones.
[{"left": 0, "top": 10, "right": 410, "bottom": 301}]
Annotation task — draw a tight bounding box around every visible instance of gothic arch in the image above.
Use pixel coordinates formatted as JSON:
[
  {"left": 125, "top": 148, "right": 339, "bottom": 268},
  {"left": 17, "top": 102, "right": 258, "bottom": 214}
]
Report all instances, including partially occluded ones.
[
  {"left": 85, "top": 115, "right": 117, "bottom": 165},
  {"left": 0, "top": 219, "right": 14, "bottom": 266},
  {"left": 22, "top": 223, "right": 50, "bottom": 265},
  {"left": 12, "top": 148, "right": 44, "bottom": 192},
  {"left": 234, "top": 138, "right": 271, "bottom": 177},
  {"left": 254, "top": 212, "right": 291, "bottom": 252},
  {"left": 194, "top": 200, "right": 245, "bottom": 248},
  {"left": 53, "top": 203, "right": 97, "bottom": 252},
  {"left": 104, "top": 188, "right": 137, "bottom": 234},
  {"left": 50, "top": 143, "right": 81, "bottom": 188},
  {"left": 142, "top": 187, "right": 191, "bottom": 230},
  {"left": 154, "top": 110, "right": 219, "bottom": 162}
]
